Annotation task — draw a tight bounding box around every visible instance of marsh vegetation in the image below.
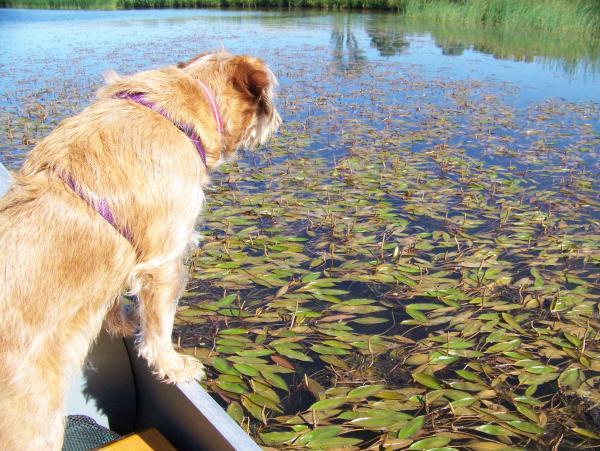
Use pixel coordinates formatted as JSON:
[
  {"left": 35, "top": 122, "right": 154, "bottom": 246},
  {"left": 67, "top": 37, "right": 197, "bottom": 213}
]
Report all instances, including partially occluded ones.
[{"left": 1, "top": 8, "right": 599, "bottom": 451}]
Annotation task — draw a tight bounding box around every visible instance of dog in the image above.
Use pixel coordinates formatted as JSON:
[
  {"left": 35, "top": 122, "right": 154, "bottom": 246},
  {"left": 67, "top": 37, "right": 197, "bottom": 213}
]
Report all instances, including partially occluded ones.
[{"left": 0, "top": 51, "right": 281, "bottom": 450}]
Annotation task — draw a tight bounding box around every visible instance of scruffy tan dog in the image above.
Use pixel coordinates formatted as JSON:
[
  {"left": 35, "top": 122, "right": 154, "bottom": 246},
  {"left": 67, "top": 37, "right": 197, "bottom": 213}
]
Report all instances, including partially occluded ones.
[{"left": 0, "top": 51, "right": 281, "bottom": 450}]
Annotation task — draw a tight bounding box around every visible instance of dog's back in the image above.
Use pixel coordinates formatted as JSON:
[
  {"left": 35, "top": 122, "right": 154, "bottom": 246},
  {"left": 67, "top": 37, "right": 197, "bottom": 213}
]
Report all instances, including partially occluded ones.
[{"left": 0, "top": 167, "right": 136, "bottom": 449}]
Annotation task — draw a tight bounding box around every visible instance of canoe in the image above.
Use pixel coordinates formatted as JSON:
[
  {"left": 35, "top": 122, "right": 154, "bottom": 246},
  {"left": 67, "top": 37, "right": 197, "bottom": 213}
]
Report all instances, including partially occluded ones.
[
  {"left": 0, "top": 163, "right": 259, "bottom": 450},
  {"left": 65, "top": 329, "right": 260, "bottom": 450},
  {"left": 0, "top": 162, "right": 10, "bottom": 196}
]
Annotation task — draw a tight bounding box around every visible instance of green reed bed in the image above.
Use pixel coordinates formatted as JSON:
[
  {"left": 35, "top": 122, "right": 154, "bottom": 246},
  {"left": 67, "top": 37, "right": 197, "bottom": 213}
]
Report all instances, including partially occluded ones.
[{"left": 397, "top": 0, "right": 600, "bottom": 36}]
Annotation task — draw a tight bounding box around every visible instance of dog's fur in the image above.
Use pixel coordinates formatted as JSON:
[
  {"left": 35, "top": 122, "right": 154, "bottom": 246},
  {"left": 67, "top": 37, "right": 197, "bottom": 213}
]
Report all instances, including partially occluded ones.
[{"left": 0, "top": 51, "right": 281, "bottom": 450}]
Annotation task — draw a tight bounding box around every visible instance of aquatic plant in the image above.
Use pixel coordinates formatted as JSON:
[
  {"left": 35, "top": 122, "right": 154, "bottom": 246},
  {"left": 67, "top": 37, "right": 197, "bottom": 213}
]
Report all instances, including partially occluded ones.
[{"left": 395, "top": 0, "right": 600, "bottom": 36}]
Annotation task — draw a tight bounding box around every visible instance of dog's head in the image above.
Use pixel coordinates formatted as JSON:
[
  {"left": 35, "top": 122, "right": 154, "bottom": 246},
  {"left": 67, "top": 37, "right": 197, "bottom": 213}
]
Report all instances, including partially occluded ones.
[{"left": 178, "top": 52, "right": 281, "bottom": 164}]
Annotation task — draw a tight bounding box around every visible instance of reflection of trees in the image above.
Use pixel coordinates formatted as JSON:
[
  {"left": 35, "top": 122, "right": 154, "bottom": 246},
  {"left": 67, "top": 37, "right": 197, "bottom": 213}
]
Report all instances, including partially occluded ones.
[
  {"left": 330, "top": 16, "right": 366, "bottom": 73},
  {"left": 367, "top": 29, "right": 409, "bottom": 57},
  {"left": 438, "top": 42, "right": 466, "bottom": 56}
]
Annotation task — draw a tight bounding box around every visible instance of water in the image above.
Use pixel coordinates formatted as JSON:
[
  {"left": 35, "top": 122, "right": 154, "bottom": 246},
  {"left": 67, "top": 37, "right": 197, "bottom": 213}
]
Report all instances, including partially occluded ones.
[
  {"left": 1, "top": 8, "right": 600, "bottom": 448},
  {"left": 0, "top": 9, "right": 599, "bottom": 100},
  {"left": 1, "top": 8, "right": 598, "bottom": 168}
]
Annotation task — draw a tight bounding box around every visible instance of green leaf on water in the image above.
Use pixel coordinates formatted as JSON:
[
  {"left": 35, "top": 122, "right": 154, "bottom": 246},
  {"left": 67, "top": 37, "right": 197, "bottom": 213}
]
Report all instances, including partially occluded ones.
[
  {"left": 295, "top": 426, "right": 343, "bottom": 446},
  {"left": 310, "top": 397, "right": 346, "bottom": 411},
  {"left": 429, "top": 353, "right": 459, "bottom": 365},
  {"left": 241, "top": 396, "right": 264, "bottom": 422},
  {"left": 347, "top": 384, "right": 385, "bottom": 399},
  {"left": 558, "top": 367, "right": 583, "bottom": 387},
  {"left": 455, "top": 370, "right": 485, "bottom": 384},
  {"left": 233, "top": 363, "right": 260, "bottom": 377},
  {"left": 572, "top": 427, "right": 600, "bottom": 439},
  {"left": 211, "top": 357, "right": 240, "bottom": 376},
  {"left": 406, "top": 309, "right": 427, "bottom": 322},
  {"left": 259, "top": 430, "right": 299, "bottom": 445},
  {"left": 507, "top": 420, "right": 544, "bottom": 434},
  {"left": 525, "top": 364, "right": 557, "bottom": 375},
  {"left": 226, "top": 401, "right": 244, "bottom": 424},
  {"left": 351, "top": 316, "right": 389, "bottom": 325},
  {"left": 486, "top": 339, "right": 521, "bottom": 353},
  {"left": 306, "top": 436, "right": 362, "bottom": 449},
  {"left": 311, "top": 344, "right": 349, "bottom": 355},
  {"left": 408, "top": 436, "right": 451, "bottom": 449},
  {"left": 274, "top": 346, "right": 314, "bottom": 362},
  {"left": 216, "top": 381, "right": 247, "bottom": 394},
  {"left": 302, "top": 272, "right": 322, "bottom": 283},
  {"left": 397, "top": 415, "right": 425, "bottom": 439},
  {"left": 219, "top": 328, "right": 249, "bottom": 335},
  {"left": 475, "top": 424, "right": 518, "bottom": 437},
  {"left": 262, "top": 371, "right": 289, "bottom": 391},
  {"left": 413, "top": 373, "right": 443, "bottom": 389}
]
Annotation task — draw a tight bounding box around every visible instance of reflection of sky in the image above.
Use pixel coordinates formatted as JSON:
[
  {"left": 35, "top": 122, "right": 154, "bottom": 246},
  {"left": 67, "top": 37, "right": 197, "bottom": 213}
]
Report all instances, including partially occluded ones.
[{"left": 0, "top": 8, "right": 599, "bottom": 106}]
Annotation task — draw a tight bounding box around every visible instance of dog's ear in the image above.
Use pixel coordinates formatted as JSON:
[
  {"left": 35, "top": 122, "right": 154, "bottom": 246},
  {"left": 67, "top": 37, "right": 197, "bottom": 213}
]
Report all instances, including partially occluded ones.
[{"left": 232, "top": 57, "right": 272, "bottom": 115}]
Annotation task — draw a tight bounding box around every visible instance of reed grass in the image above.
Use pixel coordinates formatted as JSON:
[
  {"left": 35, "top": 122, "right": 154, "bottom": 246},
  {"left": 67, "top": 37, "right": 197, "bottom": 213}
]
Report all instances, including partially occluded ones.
[
  {"left": 1, "top": 0, "right": 599, "bottom": 37},
  {"left": 397, "top": 0, "right": 600, "bottom": 37}
]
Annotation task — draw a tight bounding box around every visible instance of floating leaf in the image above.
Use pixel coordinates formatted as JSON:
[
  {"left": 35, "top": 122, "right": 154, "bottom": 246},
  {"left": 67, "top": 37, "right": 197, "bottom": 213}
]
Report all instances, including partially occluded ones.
[
  {"left": 216, "top": 381, "right": 247, "bottom": 394},
  {"left": 227, "top": 401, "right": 244, "bottom": 424},
  {"left": 413, "top": 373, "right": 443, "bottom": 389},
  {"left": 475, "top": 424, "right": 518, "bottom": 437},
  {"left": 507, "top": 420, "right": 543, "bottom": 434},
  {"left": 233, "top": 363, "right": 260, "bottom": 377},
  {"left": 347, "top": 384, "right": 385, "bottom": 399},
  {"left": 306, "top": 436, "right": 362, "bottom": 449},
  {"left": 259, "top": 430, "right": 299, "bottom": 445},
  {"left": 397, "top": 415, "right": 425, "bottom": 439},
  {"left": 310, "top": 397, "right": 346, "bottom": 411},
  {"left": 295, "top": 426, "right": 344, "bottom": 446},
  {"left": 486, "top": 339, "right": 521, "bottom": 353},
  {"left": 408, "top": 436, "right": 451, "bottom": 449}
]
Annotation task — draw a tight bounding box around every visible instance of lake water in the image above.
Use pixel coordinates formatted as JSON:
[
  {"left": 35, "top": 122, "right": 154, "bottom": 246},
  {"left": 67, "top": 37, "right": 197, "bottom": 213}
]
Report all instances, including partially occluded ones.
[{"left": 1, "top": 8, "right": 600, "bottom": 449}]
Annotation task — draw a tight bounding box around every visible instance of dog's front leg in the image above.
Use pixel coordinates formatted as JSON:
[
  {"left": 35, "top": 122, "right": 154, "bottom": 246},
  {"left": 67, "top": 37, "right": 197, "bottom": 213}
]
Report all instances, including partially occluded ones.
[{"left": 135, "top": 260, "right": 205, "bottom": 384}]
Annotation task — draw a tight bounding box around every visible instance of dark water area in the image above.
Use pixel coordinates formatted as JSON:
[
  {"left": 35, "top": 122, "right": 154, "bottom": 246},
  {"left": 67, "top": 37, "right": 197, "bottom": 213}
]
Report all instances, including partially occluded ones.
[{"left": 1, "top": 8, "right": 600, "bottom": 450}]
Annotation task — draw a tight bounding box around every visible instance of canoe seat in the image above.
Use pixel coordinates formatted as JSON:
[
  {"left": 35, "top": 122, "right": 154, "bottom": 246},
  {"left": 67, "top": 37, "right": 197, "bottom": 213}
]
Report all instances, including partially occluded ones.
[
  {"left": 63, "top": 415, "right": 120, "bottom": 451},
  {"left": 98, "top": 428, "right": 176, "bottom": 450}
]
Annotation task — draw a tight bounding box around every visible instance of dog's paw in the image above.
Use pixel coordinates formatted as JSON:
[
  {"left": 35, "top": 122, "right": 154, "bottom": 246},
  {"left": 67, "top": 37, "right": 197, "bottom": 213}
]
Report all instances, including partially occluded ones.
[{"left": 152, "top": 352, "right": 206, "bottom": 384}]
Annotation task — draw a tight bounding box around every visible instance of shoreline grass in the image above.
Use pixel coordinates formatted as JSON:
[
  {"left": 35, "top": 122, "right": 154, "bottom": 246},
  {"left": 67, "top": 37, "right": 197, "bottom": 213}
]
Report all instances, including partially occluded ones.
[{"left": 1, "top": 0, "right": 599, "bottom": 37}]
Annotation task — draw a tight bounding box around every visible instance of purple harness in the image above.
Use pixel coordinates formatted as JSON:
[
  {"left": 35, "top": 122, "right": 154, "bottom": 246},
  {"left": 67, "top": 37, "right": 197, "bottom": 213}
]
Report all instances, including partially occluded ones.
[
  {"left": 62, "top": 90, "right": 215, "bottom": 243},
  {"left": 62, "top": 174, "right": 133, "bottom": 242}
]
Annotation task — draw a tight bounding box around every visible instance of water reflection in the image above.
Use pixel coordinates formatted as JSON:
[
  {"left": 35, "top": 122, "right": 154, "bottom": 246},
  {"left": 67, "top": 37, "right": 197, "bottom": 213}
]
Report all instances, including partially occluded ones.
[
  {"left": 330, "top": 15, "right": 366, "bottom": 73},
  {"left": 367, "top": 28, "right": 410, "bottom": 57},
  {"left": 363, "top": 15, "right": 600, "bottom": 76}
]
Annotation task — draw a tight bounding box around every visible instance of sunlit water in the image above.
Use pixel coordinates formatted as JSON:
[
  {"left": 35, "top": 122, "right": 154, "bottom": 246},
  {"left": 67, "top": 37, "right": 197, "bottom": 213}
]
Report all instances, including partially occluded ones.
[{"left": 1, "top": 9, "right": 599, "bottom": 103}]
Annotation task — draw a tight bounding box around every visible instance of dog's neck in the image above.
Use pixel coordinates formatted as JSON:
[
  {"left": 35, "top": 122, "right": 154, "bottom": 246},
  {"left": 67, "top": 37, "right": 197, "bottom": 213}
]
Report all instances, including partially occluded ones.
[
  {"left": 116, "top": 92, "right": 210, "bottom": 166},
  {"left": 115, "top": 82, "right": 223, "bottom": 168}
]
